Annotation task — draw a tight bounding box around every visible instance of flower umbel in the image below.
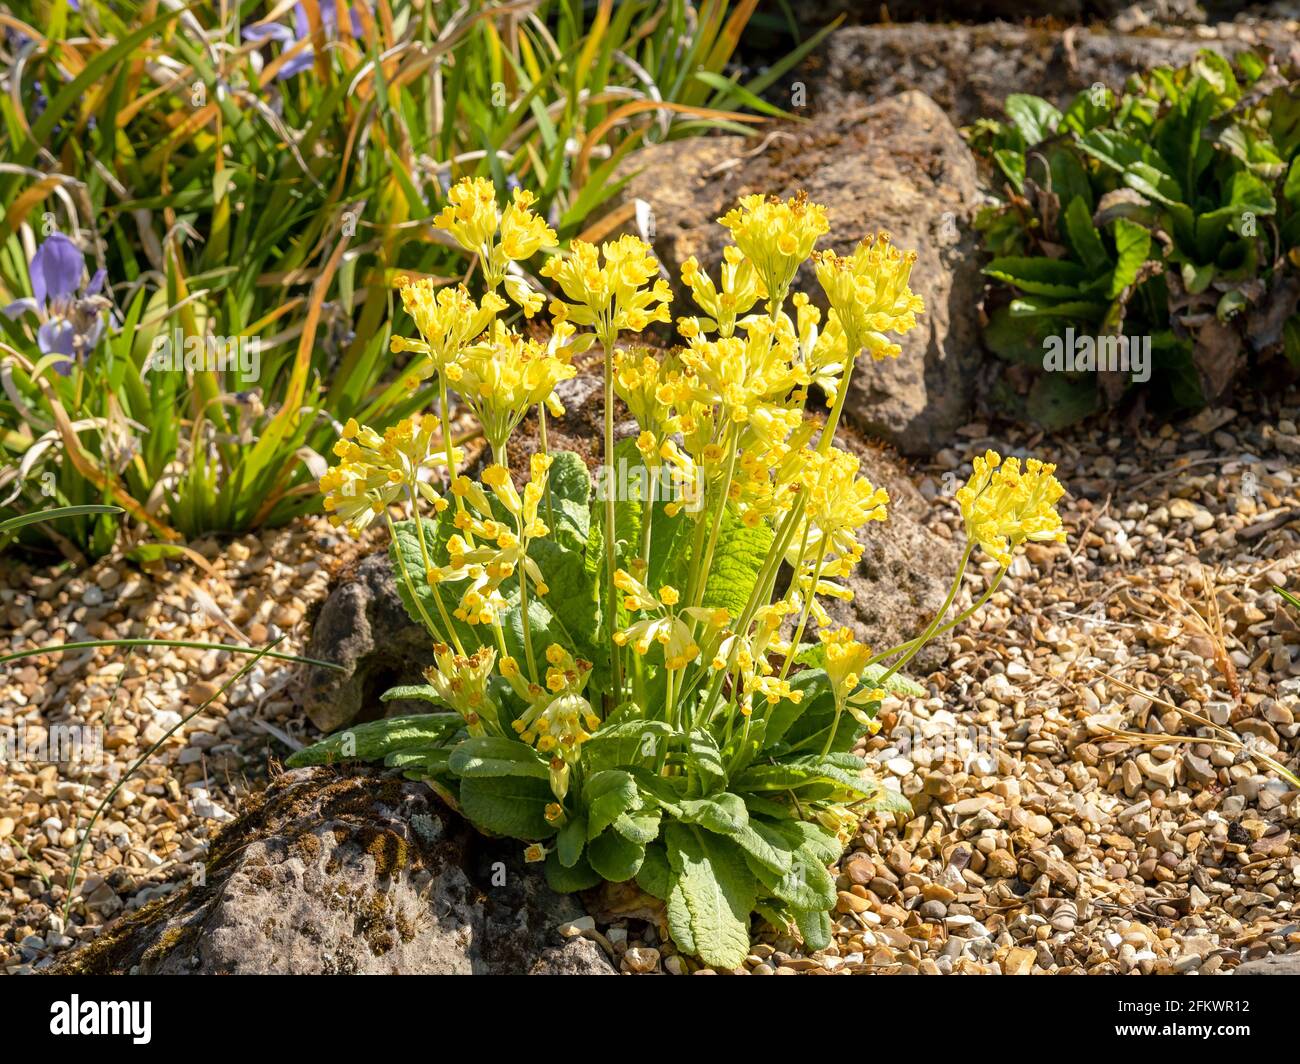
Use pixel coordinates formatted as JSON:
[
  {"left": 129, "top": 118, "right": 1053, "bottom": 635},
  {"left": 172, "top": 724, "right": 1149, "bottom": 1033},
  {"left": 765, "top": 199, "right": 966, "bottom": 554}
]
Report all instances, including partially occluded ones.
[
  {"left": 423, "top": 644, "right": 499, "bottom": 736},
  {"left": 813, "top": 232, "right": 925, "bottom": 361},
  {"left": 957, "top": 449, "right": 1067, "bottom": 567},
  {"left": 717, "top": 192, "right": 828, "bottom": 309}
]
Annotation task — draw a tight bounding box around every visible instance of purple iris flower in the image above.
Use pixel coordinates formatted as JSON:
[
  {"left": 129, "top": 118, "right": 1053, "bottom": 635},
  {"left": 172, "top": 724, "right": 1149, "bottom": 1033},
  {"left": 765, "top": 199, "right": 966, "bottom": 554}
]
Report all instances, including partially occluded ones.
[
  {"left": 243, "top": 3, "right": 364, "bottom": 79},
  {"left": 3, "top": 233, "right": 108, "bottom": 374}
]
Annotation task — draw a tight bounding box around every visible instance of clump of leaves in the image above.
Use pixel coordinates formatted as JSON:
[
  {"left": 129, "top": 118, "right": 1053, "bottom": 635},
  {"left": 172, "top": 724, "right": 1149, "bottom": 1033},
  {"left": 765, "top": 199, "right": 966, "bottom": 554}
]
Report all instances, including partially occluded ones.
[
  {"left": 289, "top": 182, "right": 1067, "bottom": 969},
  {"left": 969, "top": 49, "right": 1300, "bottom": 429}
]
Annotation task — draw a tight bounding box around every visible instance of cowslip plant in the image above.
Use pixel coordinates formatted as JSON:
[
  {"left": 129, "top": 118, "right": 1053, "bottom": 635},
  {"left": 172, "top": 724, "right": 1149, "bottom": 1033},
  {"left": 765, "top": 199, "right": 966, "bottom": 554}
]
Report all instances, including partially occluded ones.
[
  {"left": 288, "top": 180, "right": 1068, "bottom": 968},
  {"left": 970, "top": 49, "right": 1300, "bottom": 428}
]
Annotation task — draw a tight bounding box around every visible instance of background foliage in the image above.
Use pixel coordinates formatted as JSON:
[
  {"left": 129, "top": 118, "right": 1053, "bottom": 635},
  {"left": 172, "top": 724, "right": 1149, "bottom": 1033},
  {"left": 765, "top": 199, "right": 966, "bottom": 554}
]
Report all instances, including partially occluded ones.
[
  {"left": 0, "top": 0, "right": 823, "bottom": 557},
  {"left": 970, "top": 49, "right": 1300, "bottom": 429}
]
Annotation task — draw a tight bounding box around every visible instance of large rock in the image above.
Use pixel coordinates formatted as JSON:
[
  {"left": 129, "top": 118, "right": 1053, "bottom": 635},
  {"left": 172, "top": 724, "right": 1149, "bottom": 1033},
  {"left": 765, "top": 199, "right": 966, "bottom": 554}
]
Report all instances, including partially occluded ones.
[
  {"left": 299, "top": 550, "right": 438, "bottom": 732},
  {"left": 1233, "top": 954, "right": 1300, "bottom": 975},
  {"left": 616, "top": 91, "right": 985, "bottom": 455},
  {"left": 808, "top": 24, "right": 1299, "bottom": 128},
  {"left": 53, "top": 767, "right": 615, "bottom": 975}
]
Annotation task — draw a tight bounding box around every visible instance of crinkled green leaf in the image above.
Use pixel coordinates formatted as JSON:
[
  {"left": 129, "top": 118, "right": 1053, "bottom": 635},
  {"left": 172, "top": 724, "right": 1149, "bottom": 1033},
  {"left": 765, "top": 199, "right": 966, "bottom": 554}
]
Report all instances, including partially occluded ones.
[
  {"left": 447, "top": 736, "right": 550, "bottom": 779},
  {"left": 458, "top": 775, "right": 556, "bottom": 841},
  {"left": 664, "top": 824, "right": 754, "bottom": 969},
  {"left": 588, "top": 829, "right": 645, "bottom": 882}
]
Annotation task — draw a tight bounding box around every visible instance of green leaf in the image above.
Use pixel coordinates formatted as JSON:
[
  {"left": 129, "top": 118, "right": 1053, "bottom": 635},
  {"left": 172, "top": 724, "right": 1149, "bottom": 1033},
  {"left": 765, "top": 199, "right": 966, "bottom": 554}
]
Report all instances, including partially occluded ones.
[
  {"left": 379, "top": 685, "right": 444, "bottom": 706},
  {"left": 286, "top": 714, "right": 461, "bottom": 767},
  {"left": 582, "top": 720, "right": 673, "bottom": 773},
  {"left": 697, "top": 507, "right": 773, "bottom": 617},
  {"left": 793, "top": 906, "right": 832, "bottom": 952},
  {"left": 0, "top": 504, "right": 124, "bottom": 534},
  {"left": 613, "top": 811, "right": 662, "bottom": 845},
  {"left": 447, "top": 736, "right": 551, "bottom": 779},
  {"left": 458, "top": 775, "right": 557, "bottom": 840},
  {"left": 731, "top": 818, "right": 795, "bottom": 876},
  {"left": 545, "top": 852, "right": 602, "bottom": 893},
  {"left": 1063, "top": 197, "right": 1110, "bottom": 275},
  {"left": 664, "top": 824, "right": 755, "bottom": 970},
  {"left": 557, "top": 815, "right": 588, "bottom": 869},
  {"left": 635, "top": 843, "right": 673, "bottom": 901},
  {"left": 1004, "top": 94, "right": 1061, "bottom": 145},
  {"left": 686, "top": 730, "right": 728, "bottom": 795},
  {"left": 1108, "top": 217, "right": 1152, "bottom": 298},
  {"left": 1026, "top": 372, "right": 1100, "bottom": 430},
  {"left": 583, "top": 770, "right": 642, "bottom": 838},
  {"left": 984, "top": 257, "right": 1088, "bottom": 297},
  {"left": 588, "top": 829, "right": 645, "bottom": 882},
  {"left": 678, "top": 792, "right": 748, "bottom": 834}
]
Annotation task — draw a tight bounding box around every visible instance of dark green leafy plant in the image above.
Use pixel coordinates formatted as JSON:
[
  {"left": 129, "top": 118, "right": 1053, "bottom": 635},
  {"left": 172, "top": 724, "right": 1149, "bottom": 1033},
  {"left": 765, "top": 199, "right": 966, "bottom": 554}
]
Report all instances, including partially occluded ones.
[{"left": 970, "top": 50, "right": 1300, "bottom": 428}]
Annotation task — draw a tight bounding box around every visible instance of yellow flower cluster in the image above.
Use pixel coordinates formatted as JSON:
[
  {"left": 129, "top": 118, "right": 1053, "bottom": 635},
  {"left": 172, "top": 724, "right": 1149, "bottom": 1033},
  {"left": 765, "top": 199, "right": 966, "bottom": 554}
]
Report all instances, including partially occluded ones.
[
  {"left": 957, "top": 450, "right": 1067, "bottom": 567},
  {"left": 541, "top": 234, "right": 672, "bottom": 336},
  {"left": 390, "top": 280, "right": 505, "bottom": 380},
  {"left": 813, "top": 232, "right": 925, "bottom": 361},
  {"left": 711, "top": 599, "right": 803, "bottom": 715},
  {"left": 613, "top": 569, "right": 728, "bottom": 671},
  {"left": 440, "top": 455, "right": 553, "bottom": 625},
  {"left": 456, "top": 326, "right": 580, "bottom": 456},
  {"left": 676, "top": 247, "right": 766, "bottom": 339},
  {"left": 717, "top": 191, "right": 829, "bottom": 307},
  {"left": 319, "top": 416, "right": 449, "bottom": 535},
  {"left": 679, "top": 318, "right": 809, "bottom": 425},
  {"left": 504, "top": 644, "right": 599, "bottom": 799},
  {"left": 433, "top": 178, "right": 556, "bottom": 291},
  {"left": 819, "top": 626, "right": 885, "bottom": 729},
  {"left": 779, "top": 448, "right": 889, "bottom": 626},
  {"left": 422, "top": 644, "right": 499, "bottom": 736}
]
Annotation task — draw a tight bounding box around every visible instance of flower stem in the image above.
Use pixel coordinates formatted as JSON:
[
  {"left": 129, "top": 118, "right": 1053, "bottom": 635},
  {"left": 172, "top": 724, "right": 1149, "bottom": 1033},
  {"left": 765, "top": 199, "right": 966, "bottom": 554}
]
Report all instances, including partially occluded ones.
[
  {"left": 878, "top": 541, "right": 974, "bottom": 686},
  {"left": 601, "top": 326, "right": 624, "bottom": 695}
]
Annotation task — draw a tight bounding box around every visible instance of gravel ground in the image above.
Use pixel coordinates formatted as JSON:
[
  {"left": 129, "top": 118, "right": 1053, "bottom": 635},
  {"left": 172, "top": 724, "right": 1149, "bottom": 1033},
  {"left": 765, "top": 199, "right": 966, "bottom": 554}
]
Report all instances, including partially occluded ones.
[
  {"left": 0, "top": 519, "right": 375, "bottom": 973},
  {"left": 5, "top": 390, "right": 1300, "bottom": 975}
]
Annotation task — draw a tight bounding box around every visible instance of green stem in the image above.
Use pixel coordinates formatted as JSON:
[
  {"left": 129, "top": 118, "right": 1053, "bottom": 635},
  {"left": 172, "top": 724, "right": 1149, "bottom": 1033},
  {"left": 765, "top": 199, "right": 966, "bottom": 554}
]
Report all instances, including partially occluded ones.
[
  {"left": 386, "top": 511, "right": 447, "bottom": 646},
  {"left": 864, "top": 559, "right": 1005, "bottom": 670},
  {"left": 779, "top": 535, "right": 828, "bottom": 682},
  {"left": 601, "top": 324, "right": 623, "bottom": 695},
  {"left": 0, "top": 639, "right": 343, "bottom": 671},
  {"left": 878, "top": 541, "right": 974, "bottom": 686},
  {"left": 64, "top": 641, "right": 279, "bottom": 926}
]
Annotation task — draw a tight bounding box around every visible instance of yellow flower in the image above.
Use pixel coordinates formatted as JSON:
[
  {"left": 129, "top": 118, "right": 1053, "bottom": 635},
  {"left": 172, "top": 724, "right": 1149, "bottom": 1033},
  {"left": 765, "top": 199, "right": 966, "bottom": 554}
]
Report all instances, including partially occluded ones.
[
  {"left": 433, "top": 177, "right": 501, "bottom": 255},
  {"left": 818, "top": 627, "right": 883, "bottom": 728},
  {"left": 440, "top": 456, "right": 553, "bottom": 625},
  {"left": 813, "top": 232, "right": 924, "bottom": 361},
  {"left": 390, "top": 279, "right": 506, "bottom": 378},
  {"left": 679, "top": 317, "right": 808, "bottom": 425},
  {"left": 612, "top": 569, "right": 727, "bottom": 670},
  {"left": 789, "top": 292, "right": 850, "bottom": 402},
  {"left": 456, "top": 329, "right": 577, "bottom": 455},
  {"left": 433, "top": 179, "right": 556, "bottom": 288},
  {"left": 717, "top": 191, "right": 829, "bottom": 308},
  {"left": 677, "top": 247, "right": 766, "bottom": 338},
  {"left": 504, "top": 274, "right": 545, "bottom": 318},
  {"left": 504, "top": 643, "right": 599, "bottom": 798},
  {"left": 540, "top": 234, "right": 672, "bottom": 337},
  {"left": 956, "top": 449, "right": 1067, "bottom": 567},
  {"left": 422, "top": 644, "right": 499, "bottom": 736},
  {"left": 319, "top": 416, "right": 450, "bottom": 535},
  {"left": 612, "top": 350, "right": 682, "bottom": 444}
]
